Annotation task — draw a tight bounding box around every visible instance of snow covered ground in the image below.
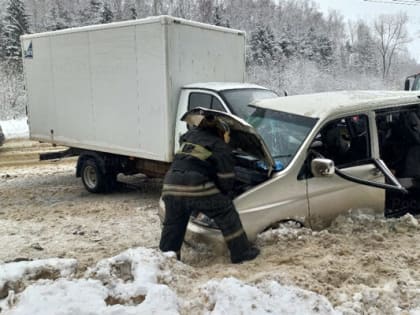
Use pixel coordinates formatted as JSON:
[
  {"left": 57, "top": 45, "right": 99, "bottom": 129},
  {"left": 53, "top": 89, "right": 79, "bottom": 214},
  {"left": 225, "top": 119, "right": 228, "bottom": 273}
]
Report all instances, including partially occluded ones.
[
  {"left": 1, "top": 123, "right": 420, "bottom": 314},
  {"left": 0, "top": 238, "right": 336, "bottom": 315},
  {"left": 1, "top": 218, "right": 420, "bottom": 314},
  {"left": 0, "top": 247, "right": 342, "bottom": 315}
]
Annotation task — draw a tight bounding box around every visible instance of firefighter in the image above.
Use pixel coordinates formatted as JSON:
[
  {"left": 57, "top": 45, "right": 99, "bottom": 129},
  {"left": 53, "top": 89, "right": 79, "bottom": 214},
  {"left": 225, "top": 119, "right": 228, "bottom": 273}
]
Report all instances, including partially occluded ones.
[{"left": 159, "top": 114, "right": 260, "bottom": 263}]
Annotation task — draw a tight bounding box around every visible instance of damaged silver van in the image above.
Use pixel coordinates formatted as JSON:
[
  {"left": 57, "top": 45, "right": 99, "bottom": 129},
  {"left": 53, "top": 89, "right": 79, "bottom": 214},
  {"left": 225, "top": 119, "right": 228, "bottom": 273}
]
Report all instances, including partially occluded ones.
[{"left": 159, "top": 90, "right": 420, "bottom": 243}]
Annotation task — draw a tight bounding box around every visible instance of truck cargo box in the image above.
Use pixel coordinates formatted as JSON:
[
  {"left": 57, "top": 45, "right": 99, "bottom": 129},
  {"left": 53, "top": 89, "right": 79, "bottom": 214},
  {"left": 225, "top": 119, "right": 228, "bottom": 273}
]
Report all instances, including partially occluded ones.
[{"left": 21, "top": 15, "right": 246, "bottom": 162}]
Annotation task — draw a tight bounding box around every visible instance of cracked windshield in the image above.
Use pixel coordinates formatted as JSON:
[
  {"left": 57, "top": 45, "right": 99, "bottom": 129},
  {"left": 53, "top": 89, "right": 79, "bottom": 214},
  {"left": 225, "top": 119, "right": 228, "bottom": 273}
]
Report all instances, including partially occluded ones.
[{"left": 247, "top": 108, "right": 318, "bottom": 171}]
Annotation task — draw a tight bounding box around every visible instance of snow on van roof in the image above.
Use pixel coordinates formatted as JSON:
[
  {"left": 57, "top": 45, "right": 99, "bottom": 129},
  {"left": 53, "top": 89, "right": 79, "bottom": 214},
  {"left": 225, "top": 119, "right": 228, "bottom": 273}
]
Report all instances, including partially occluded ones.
[
  {"left": 252, "top": 90, "right": 420, "bottom": 119},
  {"left": 182, "top": 82, "right": 270, "bottom": 91}
]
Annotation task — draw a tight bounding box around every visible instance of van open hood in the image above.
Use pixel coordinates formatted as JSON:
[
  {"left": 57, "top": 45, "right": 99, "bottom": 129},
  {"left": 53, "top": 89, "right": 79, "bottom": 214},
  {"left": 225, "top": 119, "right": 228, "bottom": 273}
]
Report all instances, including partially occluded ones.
[{"left": 181, "top": 107, "right": 275, "bottom": 173}]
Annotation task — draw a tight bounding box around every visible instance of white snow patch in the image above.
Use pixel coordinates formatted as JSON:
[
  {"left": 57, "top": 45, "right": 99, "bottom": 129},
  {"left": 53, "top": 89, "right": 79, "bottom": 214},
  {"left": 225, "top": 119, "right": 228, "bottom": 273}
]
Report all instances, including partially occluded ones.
[
  {"left": 1, "top": 248, "right": 344, "bottom": 315},
  {"left": 257, "top": 220, "right": 315, "bottom": 244},
  {"left": 196, "top": 277, "right": 341, "bottom": 315},
  {"left": 0, "top": 258, "right": 78, "bottom": 313},
  {"left": 86, "top": 247, "right": 178, "bottom": 302},
  {"left": 5, "top": 278, "right": 179, "bottom": 315},
  {"left": 0, "top": 258, "right": 77, "bottom": 288},
  {"left": 1, "top": 248, "right": 180, "bottom": 315},
  {"left": 336, "top": 281, "right": 420, "bottom": 315},
  {"left": 0, "top": 118, "right": 29, "bottom": 139},
  {"left": 6, "top": 279, "right": 108, "bottom": 315}
]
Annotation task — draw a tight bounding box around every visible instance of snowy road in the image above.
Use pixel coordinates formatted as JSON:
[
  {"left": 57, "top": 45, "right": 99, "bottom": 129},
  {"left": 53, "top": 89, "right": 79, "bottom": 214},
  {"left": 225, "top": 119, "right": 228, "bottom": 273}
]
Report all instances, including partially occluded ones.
[{"left": 1, "top": 139, "right": 419, "bottom": 314}]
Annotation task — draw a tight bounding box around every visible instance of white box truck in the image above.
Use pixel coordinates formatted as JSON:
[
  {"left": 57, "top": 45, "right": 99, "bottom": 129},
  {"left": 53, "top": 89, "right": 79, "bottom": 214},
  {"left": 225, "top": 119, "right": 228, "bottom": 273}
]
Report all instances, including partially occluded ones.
[{"left": 21, "top": 15, "right": 278, "bottom": 192}]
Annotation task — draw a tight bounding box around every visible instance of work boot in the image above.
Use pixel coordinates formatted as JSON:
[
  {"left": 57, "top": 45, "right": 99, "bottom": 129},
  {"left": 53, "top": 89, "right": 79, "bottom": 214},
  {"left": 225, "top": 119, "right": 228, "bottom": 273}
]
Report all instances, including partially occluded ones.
[{"left": 230, "top": 246, "right": 260, "bottom": 264}]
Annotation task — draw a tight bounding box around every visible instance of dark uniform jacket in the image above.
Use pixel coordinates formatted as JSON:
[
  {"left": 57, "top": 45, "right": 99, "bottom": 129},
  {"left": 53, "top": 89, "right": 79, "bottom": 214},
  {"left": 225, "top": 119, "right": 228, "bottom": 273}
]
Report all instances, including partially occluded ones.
[
  {"left": 402, "top": 111, "right": 420, "bottom": 178},
  {"left": 162, "top": 127, "right": 235, "bottom": 197}
]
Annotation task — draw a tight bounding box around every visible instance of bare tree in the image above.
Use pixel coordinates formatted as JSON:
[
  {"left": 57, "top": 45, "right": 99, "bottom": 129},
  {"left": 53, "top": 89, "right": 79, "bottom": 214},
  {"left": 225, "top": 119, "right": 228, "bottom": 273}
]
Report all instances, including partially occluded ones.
[
  {"left": 152, "top": 0, "right": 163, "bottom": 15},
  {"left": 373, "top": 12, "right": 411, "bottom": 79}
]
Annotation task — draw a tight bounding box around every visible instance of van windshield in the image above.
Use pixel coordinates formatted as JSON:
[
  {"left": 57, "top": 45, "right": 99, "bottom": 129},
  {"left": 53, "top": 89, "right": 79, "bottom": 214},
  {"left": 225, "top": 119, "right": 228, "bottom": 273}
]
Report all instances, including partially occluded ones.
[
  {"left": 220, "top": 89, "right": 278, "bottom": 119},
  {"left": 247, "top": 108, "right": 317, "bottom": 170}
]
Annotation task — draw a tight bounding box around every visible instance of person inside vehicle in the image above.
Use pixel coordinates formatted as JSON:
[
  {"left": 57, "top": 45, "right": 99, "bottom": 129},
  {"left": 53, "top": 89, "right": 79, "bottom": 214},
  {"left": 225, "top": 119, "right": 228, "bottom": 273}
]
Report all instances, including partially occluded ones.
[
  {"left": 159, "top": 113, "right": 260, "bottom": 264},
  {"left": 401, "top": 107, "right": 420, "bottom": 182},
  {"left": 320, "top": 122, "right": 351, "bottom": 166},
  {"left": 386, "top": 107, "right": 420, "bottom": 217}
]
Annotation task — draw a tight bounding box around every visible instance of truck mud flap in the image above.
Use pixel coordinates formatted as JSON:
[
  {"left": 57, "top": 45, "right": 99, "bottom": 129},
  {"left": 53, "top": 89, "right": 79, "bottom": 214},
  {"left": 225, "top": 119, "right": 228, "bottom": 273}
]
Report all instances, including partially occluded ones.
[{"left": 40, "top": 148, "right": 79, "bottom": 161}]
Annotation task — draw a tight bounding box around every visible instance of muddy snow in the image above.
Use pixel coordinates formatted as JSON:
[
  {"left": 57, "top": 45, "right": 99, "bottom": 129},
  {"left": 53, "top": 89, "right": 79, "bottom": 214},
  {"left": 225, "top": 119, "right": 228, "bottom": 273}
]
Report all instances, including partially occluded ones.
[{"left": 1, "top": 139, "right": 419, "bottom": 314}]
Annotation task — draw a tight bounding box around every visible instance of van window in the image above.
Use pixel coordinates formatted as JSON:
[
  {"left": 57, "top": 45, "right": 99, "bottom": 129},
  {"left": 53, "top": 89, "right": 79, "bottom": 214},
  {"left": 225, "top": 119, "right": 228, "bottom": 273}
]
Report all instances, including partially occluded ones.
[
  {"left": 188, "top": 93, "right": 226, "bottom": 112},
  {"left": 314, "top": 115, "right": 370, "bottom": 167}
]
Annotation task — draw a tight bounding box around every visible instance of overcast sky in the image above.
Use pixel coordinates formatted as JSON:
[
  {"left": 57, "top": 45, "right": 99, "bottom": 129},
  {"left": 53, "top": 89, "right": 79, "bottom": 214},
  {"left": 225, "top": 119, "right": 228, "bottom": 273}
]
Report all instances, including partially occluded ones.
[{"left": 313, "top": 0, "right": 420, "bottom": 62}]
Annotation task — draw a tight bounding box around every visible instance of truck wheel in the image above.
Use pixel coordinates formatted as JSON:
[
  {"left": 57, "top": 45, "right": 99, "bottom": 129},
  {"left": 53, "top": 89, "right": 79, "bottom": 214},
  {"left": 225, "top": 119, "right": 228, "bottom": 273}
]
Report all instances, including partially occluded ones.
[{"left": 81, "top": 158, "right": 109, "bottom": 193}]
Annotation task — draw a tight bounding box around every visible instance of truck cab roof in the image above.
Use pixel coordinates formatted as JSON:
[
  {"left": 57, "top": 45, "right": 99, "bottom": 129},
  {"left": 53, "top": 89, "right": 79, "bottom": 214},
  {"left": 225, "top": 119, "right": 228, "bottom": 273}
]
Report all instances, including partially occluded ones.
[{"left": 182, "top": 82, "right": 270, "bottom": 92}]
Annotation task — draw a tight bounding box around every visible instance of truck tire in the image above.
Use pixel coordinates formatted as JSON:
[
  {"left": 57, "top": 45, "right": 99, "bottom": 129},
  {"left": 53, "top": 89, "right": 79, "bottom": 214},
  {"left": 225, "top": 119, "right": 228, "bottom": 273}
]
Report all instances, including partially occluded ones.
[{"left": 81, "top": 158, "right": 116, "bottom": 193}]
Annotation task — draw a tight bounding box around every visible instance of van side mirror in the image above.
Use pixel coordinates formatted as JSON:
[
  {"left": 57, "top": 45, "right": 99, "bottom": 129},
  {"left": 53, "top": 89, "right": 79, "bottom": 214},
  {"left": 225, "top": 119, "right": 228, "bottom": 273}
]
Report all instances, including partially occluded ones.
[
  {"left": 311, "top": 158, "right": 335, "bottom": 177},
  {"left": 404, "top": 79, "right": 411, "bottom": 91}
]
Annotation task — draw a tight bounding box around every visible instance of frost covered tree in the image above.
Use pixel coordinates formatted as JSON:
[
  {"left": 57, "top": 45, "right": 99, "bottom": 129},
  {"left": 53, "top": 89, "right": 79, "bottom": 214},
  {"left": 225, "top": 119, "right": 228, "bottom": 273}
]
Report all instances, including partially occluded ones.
[
  {"left": 373, "top": 12, "right": 410, "bottom": 79},
  {"left": 0, "top": 21, "right": 4, "bottom": 59},
  {"left": 213, "top": 5, "right": 223, "bottom": 26},
  {"left": 211, "top": 4, "right": 229, "bottom": 27},
  {"left": 300, "top": 27, "right": 334, "bottom": 67},
  {"left": 152, "top": 0, "right": 163, "bottom": 15},
  {"left": 352, "top": 21, "right": 378, "bottom": 75},
  {"left": 91, "top": 0, "right": 105, "bottom": 24},
  {"left": 45, "top": 1, "right": 72, "bottom": 31},
  {"left": 169, "top": 0, "right": 188, "bottom": 18},
  {"left": 195, "top": 0, "right": 214, "bottom": 24},
  {"left": 1, "top": 0, "right": 30, "bottom": 65},
  {"left": 129, "top": 6, "right": 137, "bottom": 19},
  {"left": 101, "top": 3, "right": 114, "bottom": 23},
  {"left": 314, "top": 34, "right": 335, "bottom": 68},
  {"left": 277, "top": 29, "right": 297, "bottom": 59},
  {"left": 79, "top": 0, "right": 104, "bottom": 25},
  {"left": 249, "top": 23, "right": 280, "bottom": 66}
]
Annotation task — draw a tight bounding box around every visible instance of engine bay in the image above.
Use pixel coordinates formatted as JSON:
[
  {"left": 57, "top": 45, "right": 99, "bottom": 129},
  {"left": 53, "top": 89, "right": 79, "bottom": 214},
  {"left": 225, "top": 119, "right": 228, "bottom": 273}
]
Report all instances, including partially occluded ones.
[{"left": 232, "top": 152, "right": 270, "bottom": 196}]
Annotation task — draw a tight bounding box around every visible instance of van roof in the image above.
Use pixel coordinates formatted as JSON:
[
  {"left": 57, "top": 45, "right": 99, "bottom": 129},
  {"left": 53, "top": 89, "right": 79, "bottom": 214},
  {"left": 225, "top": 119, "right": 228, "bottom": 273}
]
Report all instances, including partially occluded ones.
[{"left": 252, "top": 90, "right": 420, "bottom": 120}]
